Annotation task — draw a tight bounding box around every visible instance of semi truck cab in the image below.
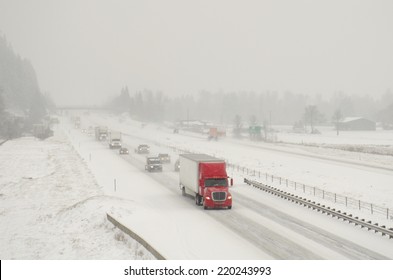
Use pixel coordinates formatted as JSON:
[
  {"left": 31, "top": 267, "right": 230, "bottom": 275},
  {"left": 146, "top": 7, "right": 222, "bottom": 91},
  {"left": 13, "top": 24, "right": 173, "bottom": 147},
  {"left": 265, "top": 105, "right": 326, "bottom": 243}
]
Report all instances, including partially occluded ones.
[{"left": 197, "top": 163, "right": 232, "bottom": 209}]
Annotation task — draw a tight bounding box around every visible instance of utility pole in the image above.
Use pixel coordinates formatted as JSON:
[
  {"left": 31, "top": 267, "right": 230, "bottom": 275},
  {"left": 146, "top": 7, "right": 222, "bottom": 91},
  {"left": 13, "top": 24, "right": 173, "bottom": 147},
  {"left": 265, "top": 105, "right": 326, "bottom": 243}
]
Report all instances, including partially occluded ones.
[{"left": 187, "top": 108, "right": 189, "bottom": 129}]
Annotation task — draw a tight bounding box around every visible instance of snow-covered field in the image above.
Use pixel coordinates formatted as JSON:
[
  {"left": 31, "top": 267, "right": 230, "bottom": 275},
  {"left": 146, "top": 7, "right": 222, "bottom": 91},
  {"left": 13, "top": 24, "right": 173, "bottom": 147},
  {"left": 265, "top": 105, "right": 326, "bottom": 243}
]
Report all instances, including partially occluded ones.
[
  {"left": 1, "top": 111, "right": 393, "bottom": 260},
  {"left": 275, "top": 125, "right": 393, "bottom": 146}
]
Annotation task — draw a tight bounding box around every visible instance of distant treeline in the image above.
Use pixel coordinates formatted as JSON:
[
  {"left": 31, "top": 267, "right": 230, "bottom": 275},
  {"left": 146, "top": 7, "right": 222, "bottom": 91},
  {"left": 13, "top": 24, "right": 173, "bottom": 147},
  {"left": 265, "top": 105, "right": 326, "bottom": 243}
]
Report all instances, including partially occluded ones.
[
  {"left": 0, "top": 35, "right": 54, "bottom": 138},
  {"left": 107, "top": 87, "right": 393, "bottom": 126}
]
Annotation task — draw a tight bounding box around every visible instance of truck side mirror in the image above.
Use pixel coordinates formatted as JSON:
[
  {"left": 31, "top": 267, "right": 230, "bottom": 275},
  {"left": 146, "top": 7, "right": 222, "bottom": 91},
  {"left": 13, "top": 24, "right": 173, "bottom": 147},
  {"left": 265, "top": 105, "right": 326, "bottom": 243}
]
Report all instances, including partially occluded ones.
[{"left": 230, "top": 178, "right": 233, "bottom": 186}]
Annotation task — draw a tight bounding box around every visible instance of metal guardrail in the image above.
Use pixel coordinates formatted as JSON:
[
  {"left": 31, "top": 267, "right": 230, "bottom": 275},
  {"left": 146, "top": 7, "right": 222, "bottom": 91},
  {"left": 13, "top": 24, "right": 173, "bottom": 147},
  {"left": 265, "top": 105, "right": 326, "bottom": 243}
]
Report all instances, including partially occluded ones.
[
  {"left": 106, "top": 213, "right": 166, "bottom": 260},
  {"left": 244, "top": 178, "right": 393, "bottom": 239}
]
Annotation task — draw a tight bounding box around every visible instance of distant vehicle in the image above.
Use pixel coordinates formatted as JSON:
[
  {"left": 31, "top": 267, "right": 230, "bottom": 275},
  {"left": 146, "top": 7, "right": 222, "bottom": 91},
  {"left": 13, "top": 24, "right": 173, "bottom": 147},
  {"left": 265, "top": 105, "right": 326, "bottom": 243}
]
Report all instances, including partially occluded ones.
[
  {"left": 208, "top": 127, "right": 226, "bottom": 141},
  {"left": 95, "top": 126, "right": 108, "bottom": 141},
  {"left": 32, "top": 123, "right": 53, "bottom": 140},
  {"left": 73, "top": 116, "right": 81, "bottom": 129},
  {"left": 119, "top": 147, "right": 129, "bottom": 155},
  {"left": 108, "top": 131, "right": 122, "bottom": 149},
  {"left": 158, "top": 153, "right": 171, "bottom": 163},
  {"left": 135, "top": 144, "right": 149, "bottom": 154},
  {"left": 50, "top": 117, "right": 59, "bottom": 125},
  {"left": 174, "top": 158, "right": 180, "bottom": 172},
  {"left": 145, "top": 157, "right": 163, "bottom": 172},
  {"left": 179, "top": 154, "right": 232, "bottom": 210}
]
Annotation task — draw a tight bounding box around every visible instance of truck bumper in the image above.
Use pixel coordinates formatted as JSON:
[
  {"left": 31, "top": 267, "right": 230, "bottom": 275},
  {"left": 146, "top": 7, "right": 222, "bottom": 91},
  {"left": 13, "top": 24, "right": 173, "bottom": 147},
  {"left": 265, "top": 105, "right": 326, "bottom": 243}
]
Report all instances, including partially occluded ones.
[{"left": 204, "top": 198, "right": 232, "bottom": 209}]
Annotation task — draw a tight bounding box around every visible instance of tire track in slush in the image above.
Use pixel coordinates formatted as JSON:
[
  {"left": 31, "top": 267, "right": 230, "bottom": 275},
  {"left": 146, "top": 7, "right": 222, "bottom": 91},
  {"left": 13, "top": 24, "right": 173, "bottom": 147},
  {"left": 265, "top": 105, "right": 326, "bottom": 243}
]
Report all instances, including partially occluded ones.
[{"left": 233, "top": 192, "right": 389, "bottom": 259}]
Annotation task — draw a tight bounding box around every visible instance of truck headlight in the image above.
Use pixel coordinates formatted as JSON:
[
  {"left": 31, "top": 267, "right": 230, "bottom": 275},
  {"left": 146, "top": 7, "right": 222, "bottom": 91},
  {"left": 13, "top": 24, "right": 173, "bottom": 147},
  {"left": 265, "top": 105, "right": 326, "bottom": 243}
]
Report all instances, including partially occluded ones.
[
  {"left": 228, "top": 195, "right": 232, "bottom": 200},
  {"left": 205, "top": 197, "right": 211, "bottom": 200}
]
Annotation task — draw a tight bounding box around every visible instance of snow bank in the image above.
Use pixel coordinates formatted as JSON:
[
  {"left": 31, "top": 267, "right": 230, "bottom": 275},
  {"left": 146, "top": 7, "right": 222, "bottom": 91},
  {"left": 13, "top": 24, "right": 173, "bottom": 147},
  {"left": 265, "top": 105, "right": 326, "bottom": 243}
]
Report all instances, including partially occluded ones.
[{"left": 0, "top": 132, "right": 154, "bottom": 260}]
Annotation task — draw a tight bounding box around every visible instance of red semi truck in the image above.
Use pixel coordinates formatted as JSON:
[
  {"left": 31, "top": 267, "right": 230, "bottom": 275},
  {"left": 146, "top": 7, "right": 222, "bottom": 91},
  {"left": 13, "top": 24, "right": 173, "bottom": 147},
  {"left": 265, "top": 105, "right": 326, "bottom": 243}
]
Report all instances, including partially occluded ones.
[{"left": 179, "top": 154, "right": 232, "bottom": 209}]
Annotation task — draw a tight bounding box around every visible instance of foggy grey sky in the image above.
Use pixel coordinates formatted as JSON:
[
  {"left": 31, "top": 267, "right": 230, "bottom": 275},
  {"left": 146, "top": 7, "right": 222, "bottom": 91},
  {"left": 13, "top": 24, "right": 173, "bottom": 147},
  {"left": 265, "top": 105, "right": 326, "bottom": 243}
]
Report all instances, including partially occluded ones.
[{"left": 1, "top": 0, "right": 393, "bottom": 106}]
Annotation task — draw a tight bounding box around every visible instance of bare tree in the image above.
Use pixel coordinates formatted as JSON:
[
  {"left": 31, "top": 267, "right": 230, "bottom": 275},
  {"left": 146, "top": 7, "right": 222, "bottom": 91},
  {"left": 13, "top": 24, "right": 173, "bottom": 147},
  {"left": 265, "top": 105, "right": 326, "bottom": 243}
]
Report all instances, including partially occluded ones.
[
  {"left": 304, "top": 105, "right": 323, "bottom": 133},
  {"left": 249, "top": 114, "right": 257, "bottom": 126}
]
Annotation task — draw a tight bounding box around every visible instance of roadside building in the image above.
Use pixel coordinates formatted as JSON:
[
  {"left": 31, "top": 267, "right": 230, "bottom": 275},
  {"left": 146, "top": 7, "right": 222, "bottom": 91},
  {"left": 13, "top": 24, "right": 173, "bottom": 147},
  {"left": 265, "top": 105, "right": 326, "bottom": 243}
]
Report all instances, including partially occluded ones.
[{"left": 338, "top": 117, "right": 376, "bottom": 131}]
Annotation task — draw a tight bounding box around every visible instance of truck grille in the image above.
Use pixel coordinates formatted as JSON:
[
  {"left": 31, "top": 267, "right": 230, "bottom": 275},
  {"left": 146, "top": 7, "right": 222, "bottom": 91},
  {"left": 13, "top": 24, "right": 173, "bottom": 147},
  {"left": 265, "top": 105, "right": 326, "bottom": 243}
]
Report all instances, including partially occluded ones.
[{"left": 212, "top": 191, "right": 226, "bottom": 201}]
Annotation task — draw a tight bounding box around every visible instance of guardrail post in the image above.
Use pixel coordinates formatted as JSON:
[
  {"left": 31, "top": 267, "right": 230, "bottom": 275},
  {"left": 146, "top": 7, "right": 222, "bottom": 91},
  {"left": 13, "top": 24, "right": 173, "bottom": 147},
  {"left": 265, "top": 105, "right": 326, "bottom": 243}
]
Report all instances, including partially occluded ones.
[
  {"left": 334, "top": 193, "right": 336, "bottom": 203},
  {"left": 345, "top": 197, "right": 348, "bottom": 207},
  {"left": 279, "top": 177, "right": 281, "bottom": 185},
  {"left": 359, "top": 200, "right": 361, "bottom": 210},
  {"left": 371, "top": 204, "right": 373, "bottom": 214},
  {"left": 322, "top": 190, "right": 324, "bottom": 199},
  {"left": 271, "top": 175, "right": 274, "bottom": 182},
  {"left": 286, "top": 179, "right": 288, "bottom": 187},
  {"left": 266, "top": 173, "right": 268, "bottom": 180},
  {"left": 294, "top": 182, "right": 296, "bottom": 190},
  {"left": 313, "top": 187, "right": 315, "bottom": 196},
  {"left": 303, "top": 184, "right": 305, "bottom": 193}
]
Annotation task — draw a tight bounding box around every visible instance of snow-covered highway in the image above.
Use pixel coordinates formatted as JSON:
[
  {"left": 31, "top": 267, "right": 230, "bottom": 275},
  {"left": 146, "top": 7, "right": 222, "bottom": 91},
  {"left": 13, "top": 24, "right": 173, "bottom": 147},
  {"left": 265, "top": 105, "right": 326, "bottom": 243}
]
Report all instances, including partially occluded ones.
[{"left": 62, "top": 111, "right": 393, "bottom": 259}]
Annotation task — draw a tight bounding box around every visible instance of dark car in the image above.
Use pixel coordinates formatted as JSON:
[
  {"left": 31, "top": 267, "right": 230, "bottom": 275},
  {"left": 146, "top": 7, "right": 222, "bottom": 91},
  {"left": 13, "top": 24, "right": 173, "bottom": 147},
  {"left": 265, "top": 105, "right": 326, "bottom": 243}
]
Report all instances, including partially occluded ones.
[
  {"left": 135, "top": 144, "right": 149, "bottom": 154},
  {"left": 145, "top": 157, "right": 163, "bottom": 172},
  {"left": 174, "top": 158, "right": 180, "bottom": 171},
  {"left": 158, "top": 153, "right": 171, "bottom": 163},
  {"left": 119, "top": 147, "right": 129, "bottom": 155}
]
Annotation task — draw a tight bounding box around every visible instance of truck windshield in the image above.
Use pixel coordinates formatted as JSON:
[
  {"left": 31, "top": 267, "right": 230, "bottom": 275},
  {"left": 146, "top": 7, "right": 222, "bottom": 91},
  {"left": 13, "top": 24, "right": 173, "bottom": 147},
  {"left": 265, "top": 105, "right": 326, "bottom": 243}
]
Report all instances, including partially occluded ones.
[{"left": 205, "top": 178, "right": 228, "bottom": 187}]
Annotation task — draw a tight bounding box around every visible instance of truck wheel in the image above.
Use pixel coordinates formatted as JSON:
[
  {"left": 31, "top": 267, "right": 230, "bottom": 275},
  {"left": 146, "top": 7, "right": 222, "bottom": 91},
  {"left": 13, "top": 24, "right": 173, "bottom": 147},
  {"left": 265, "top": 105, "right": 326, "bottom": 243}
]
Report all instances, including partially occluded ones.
[
  {"left": 195, "top": 194, "right": 202, "bottom": 205},
  {"left": 228, "top": 206, "right": 232, "bottom": 209},
  {"left": 204, "top": 206, "right": 207, "bottom": 210}
]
